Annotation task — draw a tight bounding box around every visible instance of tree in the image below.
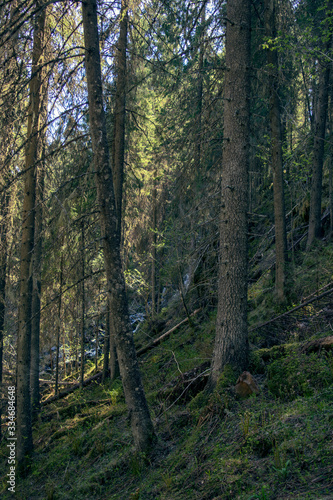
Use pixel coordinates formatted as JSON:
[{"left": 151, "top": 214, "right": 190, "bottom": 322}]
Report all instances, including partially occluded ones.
[
  {"left": 208, "top": 0, "right": 251, "bottom": 389},
  {"left": 264, "top": 0, "right": 288, "bottom": 302},
  {"left": 30, "top": 61, "right": 48, "bottom": 420},
  {"left": 82, "top": 0, "right": 155, "bottom": 452},
  {"left": 16, "top": 0, "right": 47, "bottom": 467},
  {"left": 306, "top": 1, "right": 332, "bottom": 249}
]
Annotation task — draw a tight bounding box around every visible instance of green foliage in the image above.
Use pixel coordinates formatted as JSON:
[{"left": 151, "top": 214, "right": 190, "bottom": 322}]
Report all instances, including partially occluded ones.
[
  {"left": 216, "top": 364, "right": 237, "bottom": 391},
  {"left": 267, "top": 350, "right": 333, "bottom": 400}
]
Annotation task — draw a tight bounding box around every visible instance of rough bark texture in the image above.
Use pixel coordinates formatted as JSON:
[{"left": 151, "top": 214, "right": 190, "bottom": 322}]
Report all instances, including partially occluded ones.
[
  {"left": 265, "top": 0, "right": 288, "bottom": 302},
  {"left": 30, "top": 57, "right": 48, "bottom": 419},
  {"left": 102, "top": 302, "right": 110, "bottom": 382},
  {"left": 306, "top": 40, "right": 331, "bottom": 250},
  {"left": 208, "top": 0, "right": 251, "bottom": 390},
  {"left": 112, "top": 0, "right": 127, "bottom": 239},
  {"left": 0, "top": 0, "right": 19, "bottom": 442},
  {"left": 82, "top": 0, "right": 155, "bottom": 452},
  {"left": 16, "top": 2, "right": 46, "bottom": 467},
  {"left": 30, "top": 163, "right": 44, "bottom": 418},
  {"left": 55, "top": 257, "right": 63, "bottom": 396},
  {"left": 80, "top": 221, "right": 85, "bottom": 388}
]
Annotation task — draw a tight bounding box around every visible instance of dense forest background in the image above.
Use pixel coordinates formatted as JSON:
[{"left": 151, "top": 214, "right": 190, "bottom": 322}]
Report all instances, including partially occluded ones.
[{"left": 0, "top": 0, "right": 333, "bottom": 498}]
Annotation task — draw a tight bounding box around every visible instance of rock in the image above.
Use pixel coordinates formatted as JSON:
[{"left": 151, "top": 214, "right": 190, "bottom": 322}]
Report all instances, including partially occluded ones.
[{"left": 235, "top": 371, "right": 260, "bottom": 398}]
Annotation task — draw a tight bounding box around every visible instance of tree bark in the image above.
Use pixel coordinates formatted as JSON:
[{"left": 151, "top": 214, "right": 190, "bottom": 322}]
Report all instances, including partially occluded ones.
[
  {"left": 16, "top": 1, "right": 46, "bottom": 467},
  {"left": 80, "top": 221, "right": 85, "bottom": 388},
  {"left": 208, "top": 0, "right": 251, "bottom": 390},
  {"left": 112, "top": 0, "right": 128, "bottom": 240},
  {"left": 306, "top": 37, "right": 331, "bottom": 249},
  {"left": 30, "top": 160, "right": 45, "bottom": 419},
  {"left": 55, "top": 255, "right": 63, "bottom": 396},
  {"left": 82, "top": 0, "right": 155, "bottom": 452},
  {"left": 265, "top": 0, "right": 288, "bottom": 302},
  {"left": 102, "top": 300, "right": 110, "bottom": 382}
]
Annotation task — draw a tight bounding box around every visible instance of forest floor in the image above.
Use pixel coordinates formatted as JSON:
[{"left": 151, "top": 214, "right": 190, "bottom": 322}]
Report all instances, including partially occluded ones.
[{"left": 1, "top": 241, "right": 333, "bottom": 499}]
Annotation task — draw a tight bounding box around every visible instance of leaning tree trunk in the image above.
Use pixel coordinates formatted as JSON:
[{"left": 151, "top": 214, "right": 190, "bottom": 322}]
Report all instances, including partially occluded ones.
[
  {"left": 16, "top": 2, "right": 46, "bottom": 468},
  {"left": 207, "top": 0, "right": 251, "bottom": 390},
  {"left": 265, "top": 0, "right": 288, "bottom": 302},
  {"left": 82, "top": 0, "right": 155, "bottom": 452}
]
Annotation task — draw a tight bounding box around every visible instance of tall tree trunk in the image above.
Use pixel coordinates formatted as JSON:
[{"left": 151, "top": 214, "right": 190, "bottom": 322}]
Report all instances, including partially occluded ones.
[
  {"left": 30, "top": 23, "right": 49, "bottom": 418},
  {"left": 306, "top": 39, "right": 331, "bottom": 250},
  {"left": 30, "top": 160, "right": 45, "bottom": 418},
  {"left": 207, "top": 0, "right": 251, "bottom": 390},
  {"left": 0, "top": 0, "right": 19, "bottom": 442},
  {"left": 80, "top": 221, "right": 85, "bottom": 388},
  {"left": 102, "top": 299, "right": 110, "bottom": 382},
  {"left": 108, "top": 297, "right": 120, "bottom": 381},
  {"left": 16, "top": 2, "right": 46, "bottom": 467},
  {"left": 55, "top": 256, "right": 63, "bottom": 396},
  {"left": 108, "top": 0, "right": 127, "bottom": 375},
  {"left": 82, "top": 0, "right": 155, "bottom": 452},
  {"left": 151, "top": 170, "right": 157, "bottom": 316},
  {"left": 112, "top": 0, "right": 128, "bottom": 239},
  {"left": 265, "top": 0, "right": 288, "bottom": 302},
  {"left": 195, "top": 4, "right": 205, "bottom": 177}
]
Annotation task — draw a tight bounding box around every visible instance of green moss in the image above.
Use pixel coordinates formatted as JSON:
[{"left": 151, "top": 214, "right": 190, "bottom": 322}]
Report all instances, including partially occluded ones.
[
  {"left": 216, "top": 364, "right": 237, "bottom": 391},
  {"left": 267, "top": 350, "right": 333, "bottom": 400}
]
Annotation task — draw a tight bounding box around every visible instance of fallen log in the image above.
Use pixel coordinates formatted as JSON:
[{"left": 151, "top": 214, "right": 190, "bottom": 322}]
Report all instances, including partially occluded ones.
[
  {"left": 41, "top": 371, "right": 105, "bottom": 406},
  {"left": 301, "top": 335, "right": 333, "bottom": 354},
  {"left": 249, "top": 287, "right": 333, "bottom": 332},
  {"left": 41, "top": 398, "right": 112, "bottom": 421},
  {"left": 137, "top": 308, "right": 201, "bottom": 357},
  {"left": 40, "top": 379, "right": 76, "bottom": 385},
  {"left": 41, "top": 309, "right": 201, "bottom": 406}
]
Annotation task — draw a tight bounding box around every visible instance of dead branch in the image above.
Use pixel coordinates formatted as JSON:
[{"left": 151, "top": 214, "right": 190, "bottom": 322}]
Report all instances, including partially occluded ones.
[{"left": 136, "top": 308, "right": 201, "bottom": 357}]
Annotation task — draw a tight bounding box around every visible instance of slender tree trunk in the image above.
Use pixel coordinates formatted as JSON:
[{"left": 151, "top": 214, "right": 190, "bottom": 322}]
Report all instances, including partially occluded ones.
[
  {"left": 195, "top": 4, "right": 205, "bottom": 177},
  {"left": 112, "top": 0, "right": 128, "bottom": 239},
  {"left": 30, "top": 161, "right": 45, "bottom": 418},
  {"left": 82, "top": 0, "right": 155, "bottom": 452},
  {"left": 151, "top": 171, "right": 157, "bottom": 316},
  {"left": 108, "top": 298, "right": 119, "bottom": 381},
  {"left": 30, "top": 23, "right": 49, "bottom": 418},
  {"left": 108, "top": 1, "right": 128, "bottom": 375},
  {"left": 80, "top": 221, "right": 85, "bottom": 388},
  {"left": 265, "top": 0, "right": 288, "bottom": 302},
  {"left": 55, "top": 256, "right": 63, "bottom": 396},
  {"left": 207, "top": 0, "right": 251, "bottom": 390},
  {"left": 17, "top": 2, "right": 46, "bottom": 467},
  {"left": 306, "top": 40, "right": 331, "bottom": 249},
  {"left": 95, "top": 329, "right": 99, "bottom": 371},
  {"left": 102, "top": 301, "right": 110, "bottom": 382}
]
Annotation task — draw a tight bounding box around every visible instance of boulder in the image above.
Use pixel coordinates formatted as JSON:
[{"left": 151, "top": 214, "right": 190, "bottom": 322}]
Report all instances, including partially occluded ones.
[{"left": 235, "top": 371, "right": 260, "bottom": 398}]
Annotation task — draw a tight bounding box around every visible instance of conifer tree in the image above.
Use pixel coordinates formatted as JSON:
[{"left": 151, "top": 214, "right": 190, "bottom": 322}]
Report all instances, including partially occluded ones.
[
  {"left": 82, "top": 0, "right": 155, "bottom": 452},
  {"left": 208, "top": 0, "right": 251, "bottom": 389}
]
